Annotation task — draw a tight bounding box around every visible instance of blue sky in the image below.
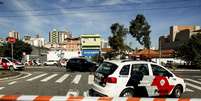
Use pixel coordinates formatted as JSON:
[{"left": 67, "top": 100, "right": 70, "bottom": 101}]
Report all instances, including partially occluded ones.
[{"left": 0, "top": 0, "right": 201, "bottom": 49}]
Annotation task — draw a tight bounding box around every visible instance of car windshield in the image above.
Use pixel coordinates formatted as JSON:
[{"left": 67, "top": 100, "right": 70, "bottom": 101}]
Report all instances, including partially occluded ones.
[{"left": 96, "top": 62, "right": 118, "bottom": 75}]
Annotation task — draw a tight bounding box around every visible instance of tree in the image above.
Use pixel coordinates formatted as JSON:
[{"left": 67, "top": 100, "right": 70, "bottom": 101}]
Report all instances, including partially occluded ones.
[
  {"left": 176, "top": 33, "right": 201, "bottom": 68},
  {"left": 2, "top": 39, "right": 32, "bottom": 60},
  {"left": 108, "top": 23, "right": 127, "bottom": 54},
  {"left": 129, "top": 14, "right": 151, "bottom": 49}
]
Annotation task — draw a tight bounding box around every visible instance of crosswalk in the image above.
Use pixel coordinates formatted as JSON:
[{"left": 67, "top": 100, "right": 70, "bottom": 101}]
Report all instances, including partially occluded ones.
[{"left": 25, "top": 73, "right": 94, "bottom": 85}]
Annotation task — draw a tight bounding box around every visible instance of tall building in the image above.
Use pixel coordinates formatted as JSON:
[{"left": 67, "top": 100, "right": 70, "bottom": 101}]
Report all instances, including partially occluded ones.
[
  {"left": 159, "top": 25, "right": 201, "bottom": 50},
  {"left": 8, "top": 31, "right": 20, "bottom": 39},
  {"left": 81, "top": 34, "right": 101, "bottom": 58},
  {"left": 49, "top": 30, "right": 71, "bottom": 44}
]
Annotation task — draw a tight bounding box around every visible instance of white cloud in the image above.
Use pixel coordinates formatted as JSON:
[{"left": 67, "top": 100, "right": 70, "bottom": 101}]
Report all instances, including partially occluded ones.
[{"left": 12, "top": 0, "right": 49, "bottom": 34}]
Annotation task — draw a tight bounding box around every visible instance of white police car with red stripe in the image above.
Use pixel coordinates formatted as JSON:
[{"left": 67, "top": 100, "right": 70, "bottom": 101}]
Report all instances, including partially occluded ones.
[{"left": 89, "top": 60, "right": 186, "bottom": 97}]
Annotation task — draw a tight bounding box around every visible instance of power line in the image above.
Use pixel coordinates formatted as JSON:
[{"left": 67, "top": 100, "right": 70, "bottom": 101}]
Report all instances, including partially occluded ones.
[
  {"left": 0, "top": 4, "right": 200, "bottom": 18},
  {"left": 0, "top": 0, "right": 196, "bottom": 12}
]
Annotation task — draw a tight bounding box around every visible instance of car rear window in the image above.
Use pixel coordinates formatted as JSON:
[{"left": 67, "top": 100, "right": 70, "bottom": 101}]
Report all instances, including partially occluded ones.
[{"left": 96, "top": 62, "right": 118, "bottom": 75}]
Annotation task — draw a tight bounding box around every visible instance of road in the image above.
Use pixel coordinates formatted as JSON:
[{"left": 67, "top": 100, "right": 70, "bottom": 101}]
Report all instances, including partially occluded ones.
[{"left": 0, "top": 66, "right": 201, "bottom": 98}]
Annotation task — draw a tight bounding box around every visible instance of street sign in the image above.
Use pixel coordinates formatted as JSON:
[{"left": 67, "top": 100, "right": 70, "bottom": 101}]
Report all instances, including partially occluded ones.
[{"left": 7, "top": 37, "right": 16, "bottom": 43}]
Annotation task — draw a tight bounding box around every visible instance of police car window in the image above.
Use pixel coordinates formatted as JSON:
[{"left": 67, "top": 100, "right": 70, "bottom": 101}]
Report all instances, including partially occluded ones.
[
  {"left": 132, "top": 64, "right": 149, "bottom": 75},
  {"left": 151, "top": 64, "right": 172, "bottom": 77},
  {"left": 120, "top": 65, "right": 130, "bottom": 75},
  {"left": 96, "top": 62, "right": 118, "bottom": 75}
]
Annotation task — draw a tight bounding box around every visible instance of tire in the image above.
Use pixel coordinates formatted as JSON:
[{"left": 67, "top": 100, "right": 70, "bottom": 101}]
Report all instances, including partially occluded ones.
[
  {"left": 171, "top": 85, "right": 182, "bottom": 98},
  {"left": 120, "top": 88, "right": 135, "bottom": 97},
  {"left": 9, "top": 66, "right": 15, "bottom": 72}
]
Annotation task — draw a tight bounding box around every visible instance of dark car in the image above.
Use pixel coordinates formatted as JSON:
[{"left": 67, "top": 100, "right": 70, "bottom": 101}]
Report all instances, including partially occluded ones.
[{"left": 66, "top": 58, "right": 98, "bottom": 72}]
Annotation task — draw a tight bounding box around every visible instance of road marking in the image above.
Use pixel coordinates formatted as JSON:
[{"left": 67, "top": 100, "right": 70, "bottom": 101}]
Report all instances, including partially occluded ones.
[
  {"left": 8, "top": 81, "right": 17, "bottom": 85},
  {"left": 71, "top": 74, "right": 81, "bottom": 84},
  {"left": 66, "top": 89, "right": 79, "bottom": 96},
  {"left": 186, "top": 88, "right": 194, "bottom": 92},
  {"left": 55, "top": 74, "right": 69, "bottom": 83},
  {"left": 26, "top": 73, "right": 48, "bottom": 81},
  {"left": 0, "top": 87, "right": 5, "bottom": 90},
  {"left": 41, "top": 74, "right": 58, "bottom": 82},
  {"left": 88, "top": 75, "right": 94, "bottom": 85},
  {"left": 83, "top": 91, "right": 88, "bottom": 97},
  {"left": 186, "top": 82, "right": 201, "bottom": 91},
  {"left": 185, "top": 78, "right": 201, "bottom": 85}
]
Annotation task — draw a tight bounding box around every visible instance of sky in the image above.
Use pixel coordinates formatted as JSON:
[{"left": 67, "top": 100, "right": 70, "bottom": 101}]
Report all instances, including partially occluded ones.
[{"left": 0, "top": 0, "right": 201, "bottom": 49}]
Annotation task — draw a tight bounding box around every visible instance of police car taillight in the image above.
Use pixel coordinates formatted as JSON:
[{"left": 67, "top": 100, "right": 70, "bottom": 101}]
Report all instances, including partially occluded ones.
[{"left": 105, "top": 77, "right": 117, "bottom": 84}]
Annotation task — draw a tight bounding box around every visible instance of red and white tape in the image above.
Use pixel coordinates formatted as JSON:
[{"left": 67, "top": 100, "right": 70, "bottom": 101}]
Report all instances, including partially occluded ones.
[{"left": 0, "top": 95, "right": 200, "bottom": 101}]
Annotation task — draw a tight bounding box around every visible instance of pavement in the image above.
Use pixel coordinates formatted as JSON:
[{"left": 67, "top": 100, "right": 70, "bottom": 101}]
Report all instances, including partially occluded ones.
[{"left": 0, "top": 66, "right": 201, "bottom": 98}]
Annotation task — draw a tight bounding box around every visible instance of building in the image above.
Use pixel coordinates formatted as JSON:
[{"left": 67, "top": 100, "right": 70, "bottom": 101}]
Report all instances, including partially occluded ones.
[
  {"left": 101, "top": 39, "right": 110, "bottom": 49},
  {"left": 49, "top": 29, "right": 71, "bottom": 44},
  {"left": 81, "top": 34, "right": 101, "bottom": 58},
  {"left": 159, "top": 25, "right": 201, "bottom": 50},
  {"left": 8, "top": 31, "right": 20, "bottom": 39},
  {"left": 23, "top": 35, "right": 45, "bottom": 47},
  {"left": 64, "top": 37, "right": 81, "bottom": 52}
]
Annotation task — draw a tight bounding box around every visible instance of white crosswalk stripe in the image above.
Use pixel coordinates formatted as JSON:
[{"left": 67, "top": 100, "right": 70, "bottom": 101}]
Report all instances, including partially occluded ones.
[
  {"left": 8, "top": 81, "right": 17, "bottom": 85},
  {"left": 71, "top": 74, "right": 82, "bottom": 84},
  {"left": 55, "top": 74, "right": 69, "bottom": 83},
  {"left": 186, "top": 88, "right": 194, "bottom": 92},
  {"left": 0, "top": 87, "right": 5, "bottom": 90},
  {"left": 26, "top": 73, "right": 48, "bottom": 81},
  {"left": 41, "top": 74, "right": 58, "bottom": 82},
  {"left": 186, "top": 82, "right": 201, "bottom": 91},
  {"left": 88, "top": 75, "right": 94, "bottom": 85},
  {"left": 66, "top": 89, "right": 79, "bottom": 96},
  {"left": 185, "top": 78, "right": 201, "bottom": 85}
]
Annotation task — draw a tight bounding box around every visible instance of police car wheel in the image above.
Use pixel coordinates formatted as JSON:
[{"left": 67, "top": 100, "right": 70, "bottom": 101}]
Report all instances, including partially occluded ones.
[
  {"left": 172, "top": 86, "right": 182, "bottom": 98},
  {"left": 120, "top": 89, "right": 134, "bottom": 97}
]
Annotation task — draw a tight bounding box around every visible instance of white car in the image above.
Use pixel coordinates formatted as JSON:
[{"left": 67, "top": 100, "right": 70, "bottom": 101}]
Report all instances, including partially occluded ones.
[
  {"left": 43, "top": 60, "right": 58, "bottom": 66},
  {"left": 89, "top": 60, "right": 186, "bottom": 98}
]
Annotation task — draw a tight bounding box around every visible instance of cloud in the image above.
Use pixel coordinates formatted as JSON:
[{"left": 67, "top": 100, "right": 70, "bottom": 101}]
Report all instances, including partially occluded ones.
[{"left": 12, "top": 0, "right": 50, "bottom": 34}]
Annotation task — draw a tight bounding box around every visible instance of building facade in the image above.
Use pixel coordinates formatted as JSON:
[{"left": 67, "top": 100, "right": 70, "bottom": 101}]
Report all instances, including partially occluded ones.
[
  {"left": 81, "top": 34, "right": 101, "bottom": 58},
  {"left": 8, "top": 31, "right": 20, "bottom": 39},
  {"left": 159, "top": 25, "right": 201, "bottom": 50},
  {"left": 49, "top": 30, "right": 71, "bottom": 44},
  {"left": 64, "top": 37, "right": 81, "bottom": 52}
]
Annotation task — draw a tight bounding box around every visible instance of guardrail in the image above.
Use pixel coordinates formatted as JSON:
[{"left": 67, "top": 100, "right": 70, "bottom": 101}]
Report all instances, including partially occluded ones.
[{"left": 0, "top": 95, "right": 200, "bottom": 101}]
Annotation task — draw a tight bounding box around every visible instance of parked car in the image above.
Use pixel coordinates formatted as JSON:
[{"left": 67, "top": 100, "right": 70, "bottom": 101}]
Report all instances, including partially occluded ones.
[
  {"left": 43, "top": 60, "right": 58, "bottom": 66},
  {"left": 0, "top": 57, "right": 25, "bottom": 71},
  {"left": 89, "top": 60, "right": 186, "bottom": 98},
  {"left": 66, "top": 57, "right": 98, "bottom": 72}
]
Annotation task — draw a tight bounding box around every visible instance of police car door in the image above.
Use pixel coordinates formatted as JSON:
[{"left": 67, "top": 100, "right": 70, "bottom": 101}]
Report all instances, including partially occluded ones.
[
  {"left": 150, "top": 64, "right": 174, "bottom": 96},
  {"left": 126, "top": 63, "right": 152, "bottom": 97},
  {"left": 117, "top": 64, "right": 131, "bottom": 93}
]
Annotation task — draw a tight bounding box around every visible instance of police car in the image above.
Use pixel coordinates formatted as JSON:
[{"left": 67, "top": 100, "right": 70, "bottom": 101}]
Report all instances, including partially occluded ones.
[{"left": 89, "top": 60, "right": 186, "bottom": 97}]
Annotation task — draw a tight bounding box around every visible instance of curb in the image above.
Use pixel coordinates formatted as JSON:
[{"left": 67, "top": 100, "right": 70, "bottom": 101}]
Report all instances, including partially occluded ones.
[
  {"left": 0, "top": 72, "right": 23, "bottom": 81},
  {"left": 0, "top": 72, "right": 31, "bottom": 81},
  {"left": 0, "top": 95, "right": 200, "bottom": 101}
]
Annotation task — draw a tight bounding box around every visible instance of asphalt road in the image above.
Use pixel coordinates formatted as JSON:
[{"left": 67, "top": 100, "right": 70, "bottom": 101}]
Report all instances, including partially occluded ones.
[{"left": 0, "top": 66, "right": 201, "bottom": 98}]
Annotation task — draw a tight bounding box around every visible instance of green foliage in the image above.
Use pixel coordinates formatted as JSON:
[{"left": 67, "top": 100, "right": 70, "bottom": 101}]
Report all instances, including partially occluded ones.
[
  {"left": 2, "top": 39, "right": 32, "bottom": 60},
  {"left": 129, "top": 14, "right": 151, "bottom": 49},
  {"left": 176, "top": 33, "right": 201, "bottom": 68},
  {"left": 108, "top": 23, "right": 127, "bottom": 53}
]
